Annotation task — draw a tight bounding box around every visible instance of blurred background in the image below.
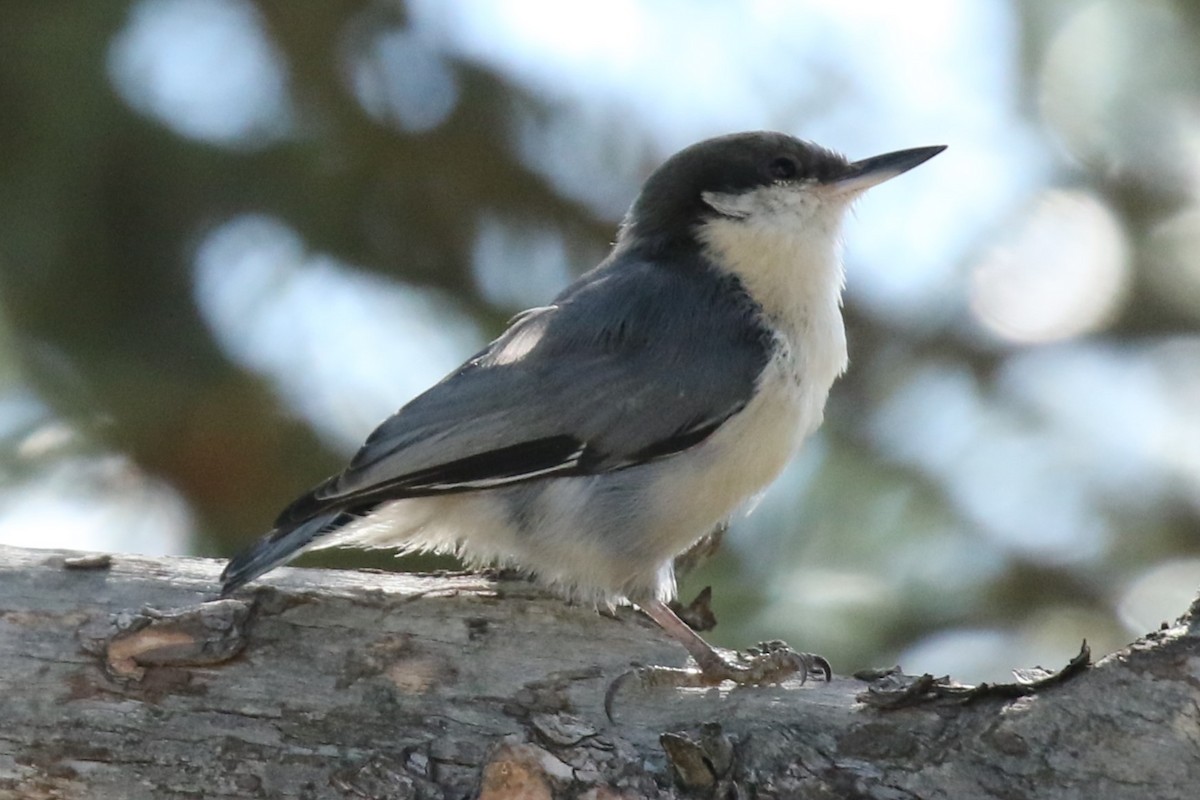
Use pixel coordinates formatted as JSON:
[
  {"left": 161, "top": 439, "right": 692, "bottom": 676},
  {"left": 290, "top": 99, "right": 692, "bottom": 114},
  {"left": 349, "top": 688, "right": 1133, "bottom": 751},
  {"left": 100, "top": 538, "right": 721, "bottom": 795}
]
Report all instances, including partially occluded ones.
[{"left": 2, "top": 0, "right": 1199, "bottom": 682}]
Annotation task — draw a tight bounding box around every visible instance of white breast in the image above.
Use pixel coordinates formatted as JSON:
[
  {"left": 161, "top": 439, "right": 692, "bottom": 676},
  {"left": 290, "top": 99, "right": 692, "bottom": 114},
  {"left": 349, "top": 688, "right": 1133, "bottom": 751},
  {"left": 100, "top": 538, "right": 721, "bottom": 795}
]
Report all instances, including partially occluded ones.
[
  {"left": 646, "top": 326, "right": 844, "bottom": 560},
  {"left": 648, "top": 183, "right": 851, "bottom": 558},
  {"left": 698, "top": 181, "right": 850, "bottom": 408}
]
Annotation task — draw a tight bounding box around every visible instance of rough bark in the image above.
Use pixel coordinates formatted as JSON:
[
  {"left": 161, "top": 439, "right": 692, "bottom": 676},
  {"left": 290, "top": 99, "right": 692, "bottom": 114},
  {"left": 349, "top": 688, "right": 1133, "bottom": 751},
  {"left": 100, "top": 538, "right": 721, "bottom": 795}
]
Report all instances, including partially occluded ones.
[{"left": 1, "top": 544, "right": 1197, "bottom": 800}]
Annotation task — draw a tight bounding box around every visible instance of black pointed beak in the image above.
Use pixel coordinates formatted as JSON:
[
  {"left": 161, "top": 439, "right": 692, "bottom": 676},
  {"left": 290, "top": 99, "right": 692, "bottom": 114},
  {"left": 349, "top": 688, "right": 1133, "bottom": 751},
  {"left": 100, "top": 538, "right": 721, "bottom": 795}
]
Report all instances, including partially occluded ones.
[{"left": 826, "top": 145, "right": 947, "bottom": 195}]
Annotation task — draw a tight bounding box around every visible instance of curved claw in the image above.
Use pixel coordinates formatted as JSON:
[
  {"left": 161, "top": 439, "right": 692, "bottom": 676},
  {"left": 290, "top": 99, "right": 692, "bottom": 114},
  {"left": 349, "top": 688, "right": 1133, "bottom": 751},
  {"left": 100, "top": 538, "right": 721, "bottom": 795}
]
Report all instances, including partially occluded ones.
[
  {"left": 604, "top": 667, "right": 636, "bottom": 722},
  {"left": 605, "top": 664, "right": 706, "bottom": 722},
  {"left": 740, "top": 640, "right": 832, "bottom": 685}
]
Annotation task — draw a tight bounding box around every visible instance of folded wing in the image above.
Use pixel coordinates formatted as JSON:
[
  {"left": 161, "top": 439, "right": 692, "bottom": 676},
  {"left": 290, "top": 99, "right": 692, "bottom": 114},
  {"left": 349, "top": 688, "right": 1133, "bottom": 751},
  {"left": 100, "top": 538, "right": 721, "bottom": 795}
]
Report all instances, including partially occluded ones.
[{"left": 221, "top": 257, "right": 771, "bottom": 593}]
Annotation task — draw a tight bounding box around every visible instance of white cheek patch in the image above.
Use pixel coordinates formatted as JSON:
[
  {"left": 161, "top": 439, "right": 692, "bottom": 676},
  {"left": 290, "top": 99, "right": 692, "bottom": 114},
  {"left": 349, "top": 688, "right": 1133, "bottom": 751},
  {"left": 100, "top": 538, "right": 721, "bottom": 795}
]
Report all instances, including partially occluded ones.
[
  {"left": 701, "top": 190, "right": 754, "bottom": 219},
  {"left": 702, "top": 182, "right": 824, "bottom": 222}
]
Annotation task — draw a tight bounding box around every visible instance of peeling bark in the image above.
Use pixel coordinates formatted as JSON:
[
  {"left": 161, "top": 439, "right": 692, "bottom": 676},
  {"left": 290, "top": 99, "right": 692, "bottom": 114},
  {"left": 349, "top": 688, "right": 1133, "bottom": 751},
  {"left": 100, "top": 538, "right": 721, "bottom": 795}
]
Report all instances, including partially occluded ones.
[{"left": 1, "top": 544, "right": 1198, "bottom": 800}]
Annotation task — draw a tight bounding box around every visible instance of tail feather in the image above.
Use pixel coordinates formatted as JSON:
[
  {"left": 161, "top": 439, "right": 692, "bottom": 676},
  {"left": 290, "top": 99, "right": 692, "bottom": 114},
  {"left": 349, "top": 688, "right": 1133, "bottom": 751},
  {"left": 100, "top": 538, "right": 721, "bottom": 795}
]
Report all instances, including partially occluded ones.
[{"left": 220, "top": 510, "right": 353, "bottom": 595}]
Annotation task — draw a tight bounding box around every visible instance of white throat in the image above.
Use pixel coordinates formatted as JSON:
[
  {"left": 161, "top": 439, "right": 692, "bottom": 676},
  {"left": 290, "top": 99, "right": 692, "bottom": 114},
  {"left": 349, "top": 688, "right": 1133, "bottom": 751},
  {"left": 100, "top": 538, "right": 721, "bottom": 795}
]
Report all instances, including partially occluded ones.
[{"left": 697, "top": 184, "right": 850, "bottom": 390}]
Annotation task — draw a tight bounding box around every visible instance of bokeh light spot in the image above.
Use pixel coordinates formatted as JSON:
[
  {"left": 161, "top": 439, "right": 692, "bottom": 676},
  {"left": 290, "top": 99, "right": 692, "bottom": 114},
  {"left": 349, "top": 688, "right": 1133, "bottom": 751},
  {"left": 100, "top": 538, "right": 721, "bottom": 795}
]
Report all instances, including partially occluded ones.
[
  {"left": 1118, "top": 558, "right": 1200, "bottom": 634},
  {"left": 969, "top": 190, "right": 1129, "bottom": 343},
  {"left": 345, "top": 24, "right": 459, "bottom": 133},
  {"left": 471, "top": 214, "right": 577, "bottom": 310},
  {"left": 193, "top": 214, "right": 483, "bottom": 452},
  {"left": 107, "top": 0, "right": 293, "bottom": 148},
  {"left": 1040, "top": 0, "right": 1200, "bottom": 187}
]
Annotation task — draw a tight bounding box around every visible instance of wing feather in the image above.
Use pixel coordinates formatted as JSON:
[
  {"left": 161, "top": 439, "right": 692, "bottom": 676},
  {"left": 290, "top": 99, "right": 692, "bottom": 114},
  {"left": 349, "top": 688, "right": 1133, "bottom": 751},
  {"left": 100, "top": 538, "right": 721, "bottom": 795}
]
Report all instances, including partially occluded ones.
[{"left": 277, "top": 256, "right": 772, "bottom": 527}]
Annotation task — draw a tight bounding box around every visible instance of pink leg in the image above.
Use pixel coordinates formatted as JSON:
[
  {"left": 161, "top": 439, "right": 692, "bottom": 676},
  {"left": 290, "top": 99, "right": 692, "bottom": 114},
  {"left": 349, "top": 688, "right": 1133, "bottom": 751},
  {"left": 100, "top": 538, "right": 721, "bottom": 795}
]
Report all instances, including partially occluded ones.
[{"left": 640, "top": 598, "right": 734, "bottom": 678}]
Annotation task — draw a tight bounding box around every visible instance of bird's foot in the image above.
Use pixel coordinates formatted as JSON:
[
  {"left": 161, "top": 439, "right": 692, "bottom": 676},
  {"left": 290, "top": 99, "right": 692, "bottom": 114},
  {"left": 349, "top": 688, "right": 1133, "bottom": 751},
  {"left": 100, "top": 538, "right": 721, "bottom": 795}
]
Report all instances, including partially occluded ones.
[
  {"left": 605, "top": 640, "right": 831, "bottom": 721},
  {"left": 710, "top": 639, "right": 831, "bottom": 685}
]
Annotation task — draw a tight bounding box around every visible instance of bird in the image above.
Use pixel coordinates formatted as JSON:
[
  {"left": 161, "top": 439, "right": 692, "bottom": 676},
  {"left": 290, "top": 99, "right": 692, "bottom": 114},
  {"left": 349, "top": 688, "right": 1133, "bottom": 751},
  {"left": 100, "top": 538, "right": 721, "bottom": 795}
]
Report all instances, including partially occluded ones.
[{"left": 220, "top": 131, "right": 944, "bottom": 694}]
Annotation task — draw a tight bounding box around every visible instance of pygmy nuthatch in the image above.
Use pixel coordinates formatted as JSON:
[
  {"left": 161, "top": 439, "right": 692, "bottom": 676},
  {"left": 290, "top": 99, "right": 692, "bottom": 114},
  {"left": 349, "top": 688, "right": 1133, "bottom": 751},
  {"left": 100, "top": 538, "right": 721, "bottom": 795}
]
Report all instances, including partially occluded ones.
[{"left": 221, "top": 131, "right": 944, "bottom": 694}]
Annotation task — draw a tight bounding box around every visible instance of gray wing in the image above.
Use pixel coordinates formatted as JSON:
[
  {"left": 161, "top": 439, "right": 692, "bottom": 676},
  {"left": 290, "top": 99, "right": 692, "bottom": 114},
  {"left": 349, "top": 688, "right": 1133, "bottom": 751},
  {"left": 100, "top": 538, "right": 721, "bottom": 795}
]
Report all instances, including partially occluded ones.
[{"left": 274, "top": 256, "right": 773, "bottom": 527}]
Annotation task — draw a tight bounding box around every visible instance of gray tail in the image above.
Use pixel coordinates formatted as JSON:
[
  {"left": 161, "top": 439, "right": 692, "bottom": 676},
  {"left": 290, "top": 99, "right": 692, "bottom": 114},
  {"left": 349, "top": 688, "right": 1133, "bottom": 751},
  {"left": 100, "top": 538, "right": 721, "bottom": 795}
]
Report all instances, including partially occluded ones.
[{"left": 219, "top": 510, "right": 353, "bottom": 596}]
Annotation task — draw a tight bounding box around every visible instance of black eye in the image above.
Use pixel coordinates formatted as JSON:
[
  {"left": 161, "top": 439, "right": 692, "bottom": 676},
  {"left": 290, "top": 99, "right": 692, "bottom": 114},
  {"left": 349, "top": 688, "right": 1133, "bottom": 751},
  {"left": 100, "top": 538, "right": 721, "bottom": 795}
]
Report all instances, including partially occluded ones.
[{"left": 769, "top": 156, "right": 798, "bottom": 180}]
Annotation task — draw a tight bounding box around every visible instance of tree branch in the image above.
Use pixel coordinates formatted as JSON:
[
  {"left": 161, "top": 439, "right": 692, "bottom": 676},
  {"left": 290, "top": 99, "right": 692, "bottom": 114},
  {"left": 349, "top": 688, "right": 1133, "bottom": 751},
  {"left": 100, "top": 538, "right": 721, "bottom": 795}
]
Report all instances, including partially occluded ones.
[{"left": 2, "top": 544, "right": 1197, "bottom": 799}]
